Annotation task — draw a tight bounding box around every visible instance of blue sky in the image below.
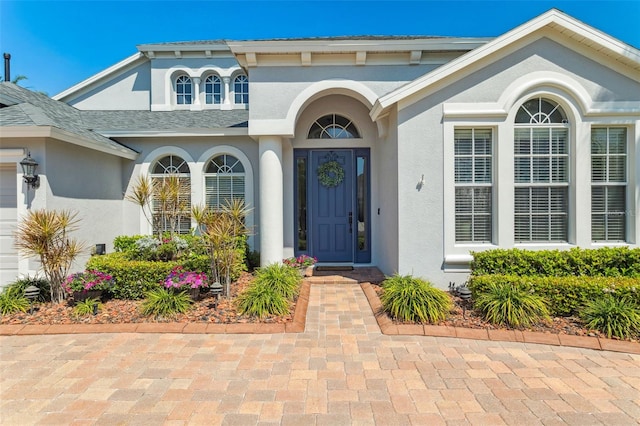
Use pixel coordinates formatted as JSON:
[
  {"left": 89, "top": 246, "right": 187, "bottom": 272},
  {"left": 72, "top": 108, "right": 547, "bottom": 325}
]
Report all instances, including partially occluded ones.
[{"left": 1, "top": 1, "right": 639, "bottom": 97}]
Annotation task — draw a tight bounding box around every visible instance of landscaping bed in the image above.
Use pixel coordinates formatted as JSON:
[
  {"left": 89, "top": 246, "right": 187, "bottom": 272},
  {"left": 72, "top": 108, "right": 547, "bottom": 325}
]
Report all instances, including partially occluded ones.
[
  {"left": 0, "top": 272, "right": 295, "bottom": 326},
  {"left": 371, "top": 284, "right": 637, "bottom": 343}
]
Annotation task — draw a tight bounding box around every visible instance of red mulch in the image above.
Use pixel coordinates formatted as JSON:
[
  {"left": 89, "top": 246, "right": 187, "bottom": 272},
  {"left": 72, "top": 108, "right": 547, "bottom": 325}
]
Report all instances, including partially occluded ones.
[
  {"left": 371, "top": 284, "right": 639, "bottom": 343},
  {"left": 1, "top": 272, "right": 294, "bottom": 325}
]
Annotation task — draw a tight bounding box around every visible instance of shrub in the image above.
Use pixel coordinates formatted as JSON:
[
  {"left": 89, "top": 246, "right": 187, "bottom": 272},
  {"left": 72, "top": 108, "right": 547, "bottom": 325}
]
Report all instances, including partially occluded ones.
[
  {"left": 5, "top": 276, "right": 51, "bottom": 302},
  {"left": 468, "top": 275, "right": 639, "bottom": 316},
  {"left": 236, "top": 282, "right": 290, "bottom": 318},
  {"left": 254, "top": 264, "right": 301, "bottom": 300},
  {"left": 141, "top": 288, "right": 192, "bottom": 317},
  {"left": 113, "top": 235, "right": 143, "bottom": 253},
  {"left": 0, "top": 290, "right": 30, "bottom": 315},
  {"left": 380, "top": 275, "right": 452, "bottom": 323},
  {"left": 163, "top": 266, "right": 209, "bottom": 290},
  {"left": 474, "top": 282, "right": 550, "bottom": 328},
  {"left": 73, "top": 298, "right": 102, "bottom": 317},
  {"left": 471, "top": 247, "right": 640, "bottom": 277},
  {"left": 580, "top": 295, "right": 640, "bottom": 339},
  {"left": 62, "top": 270, "right": 113, "bottom": 295},
  {"left": 86, "top": 253, "right": 173, "bottom": 299}
]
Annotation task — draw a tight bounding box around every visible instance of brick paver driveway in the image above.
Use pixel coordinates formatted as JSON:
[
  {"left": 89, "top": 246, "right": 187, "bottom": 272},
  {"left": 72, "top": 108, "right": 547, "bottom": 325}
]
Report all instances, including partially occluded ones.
[{"left": 1, "top": 284, "right": 639, "bottom": 425}]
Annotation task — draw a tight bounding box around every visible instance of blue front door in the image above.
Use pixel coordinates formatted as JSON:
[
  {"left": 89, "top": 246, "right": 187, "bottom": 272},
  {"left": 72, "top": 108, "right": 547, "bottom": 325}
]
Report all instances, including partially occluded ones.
[{"left": 311, "top": 150, "right": 354, "bottom": 262}]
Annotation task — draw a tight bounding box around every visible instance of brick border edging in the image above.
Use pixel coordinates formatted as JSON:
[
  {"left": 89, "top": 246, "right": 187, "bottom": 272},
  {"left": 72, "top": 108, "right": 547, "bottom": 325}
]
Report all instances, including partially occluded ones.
[
  {"left": 359, "top": 282, "right": 640, "bottom": 355},
  {"left": 0, "top": 281, "right": 311, "bottom": 337}
]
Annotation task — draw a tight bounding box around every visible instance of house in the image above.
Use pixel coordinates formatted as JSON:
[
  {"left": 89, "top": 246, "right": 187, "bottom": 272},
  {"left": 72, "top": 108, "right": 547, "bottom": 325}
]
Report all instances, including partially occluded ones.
[{"left": 1, "top": 9, "right": 639, "bottom": 289}]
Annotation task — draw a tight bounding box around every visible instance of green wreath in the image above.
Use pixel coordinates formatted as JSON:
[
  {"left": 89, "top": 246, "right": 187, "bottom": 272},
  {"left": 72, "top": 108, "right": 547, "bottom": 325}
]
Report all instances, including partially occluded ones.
[{"left": 317, "top": 160, "right": 345, "bottom": 188}]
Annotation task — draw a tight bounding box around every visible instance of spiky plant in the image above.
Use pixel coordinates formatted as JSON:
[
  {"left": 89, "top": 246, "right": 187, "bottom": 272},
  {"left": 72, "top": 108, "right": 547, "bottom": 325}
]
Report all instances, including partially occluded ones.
[
  {"left": 14, "top": 209, "right": 85, "bottom": 303},
  {"left": 236, "top": 281, "right": 290, "bottom": 318},
  {"left": 125, "top": 174, "right": 154, "bottom": 230},
  {"left": 380, "top": 275, "right": 452, "bottom": 323},
  {"left": 73, "top": 297, "right": 102, "bottom": 318},
  {"left": 254, "top": 263, "right": 301, "bottom": 301},
  {"left": 474, "top": 282, "right": 550, "bottom": 328},
  {"left": 141, "top": 288, "right": 192, "bottom": 318},
  {"left": 193, "top": 200, "right": 251, "bottom": 296},
  {"left": 580, "top": 295, "right": 640, "bottom": 339},
  {"left": 0, "top": 290, "right": 30, "bottom": 315}
]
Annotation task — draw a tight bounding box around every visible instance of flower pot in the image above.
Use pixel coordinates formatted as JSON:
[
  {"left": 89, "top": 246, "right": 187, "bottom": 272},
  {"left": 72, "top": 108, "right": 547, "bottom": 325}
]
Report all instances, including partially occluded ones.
[
  {"left": 188, "top": 287, "right": 201, "bottom": 301},
  {"left": 72, "top": 289, "right": 102, "bottom": 303}
]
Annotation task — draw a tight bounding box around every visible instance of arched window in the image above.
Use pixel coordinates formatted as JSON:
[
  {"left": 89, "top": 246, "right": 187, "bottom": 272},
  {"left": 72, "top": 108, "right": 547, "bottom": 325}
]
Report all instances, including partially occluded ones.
[
  {"left": 234, "top": 75, "right": 248, "bottom": 104},
  {"left": 514, "top": 97, "right": 569, "bottom": 242},
  {"left": 151, "top": 155, "right": 191, "bottom": 234},
  {"left": 205, "top": 154, "right": 245, "bottom": 209},
  {"left": 205, "top": 75, "right": 222, "bottom": 104},
  {"left": 308, "top": 114, "right": 361, "bottom": 139},
  {"left": 176, "top": 75, "right": 192, "bottom": 105}
]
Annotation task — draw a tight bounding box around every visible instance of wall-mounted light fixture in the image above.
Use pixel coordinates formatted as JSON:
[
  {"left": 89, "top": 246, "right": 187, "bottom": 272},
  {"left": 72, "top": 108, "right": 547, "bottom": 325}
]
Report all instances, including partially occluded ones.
[{"left": 19, "top": 152, "right": 39, "bottom": 189}]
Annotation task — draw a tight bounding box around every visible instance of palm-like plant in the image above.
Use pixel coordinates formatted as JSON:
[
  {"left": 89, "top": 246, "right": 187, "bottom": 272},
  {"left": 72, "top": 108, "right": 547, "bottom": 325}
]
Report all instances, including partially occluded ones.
[
  {"left": 192, "top": 200, "right": 251, "bottom": 297},
  {"left": 14, "top": 210, "right": 85, "bottom": 303}
]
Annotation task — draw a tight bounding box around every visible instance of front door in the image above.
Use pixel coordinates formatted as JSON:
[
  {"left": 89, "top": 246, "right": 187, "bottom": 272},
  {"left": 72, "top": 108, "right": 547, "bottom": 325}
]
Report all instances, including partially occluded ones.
[
  {"left": 311, "top": 150, "right": 354, "bottom": 262},
  {"left": 295, "top": 148, "right": 371, "bottom": 263}
]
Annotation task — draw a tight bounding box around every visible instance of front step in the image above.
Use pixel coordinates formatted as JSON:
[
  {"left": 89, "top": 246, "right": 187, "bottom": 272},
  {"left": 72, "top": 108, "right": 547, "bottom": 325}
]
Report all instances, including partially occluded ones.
[{"left": 304, "top": 267, "right": 385, "bottom": 284}]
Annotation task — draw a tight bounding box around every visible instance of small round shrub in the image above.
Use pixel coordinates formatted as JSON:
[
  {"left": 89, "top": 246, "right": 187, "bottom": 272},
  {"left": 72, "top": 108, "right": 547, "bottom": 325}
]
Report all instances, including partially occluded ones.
[
  {"left": 254, "top": 263, "right": 301, "bottom": 300},
  {"left": 580, "top": 295, "right": 640, "bottom": 339},
  {"left": 380, "top": 275, "right": 452, "bottom": 323},
  {"left": 474, "top": 282, "right": 550, "bottom": 328},
  {"left": 236, "top": 282, "right": 290, "bottom": 318},
  {"left": 141, "top": 288, "right": 192, "bottom": 317}
]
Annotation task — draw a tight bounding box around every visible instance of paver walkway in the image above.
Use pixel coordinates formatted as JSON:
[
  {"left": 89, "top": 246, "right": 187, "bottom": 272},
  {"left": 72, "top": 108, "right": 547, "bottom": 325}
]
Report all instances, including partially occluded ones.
[{"left": 1, "top": 284, "right": 639, "bottom": 425}]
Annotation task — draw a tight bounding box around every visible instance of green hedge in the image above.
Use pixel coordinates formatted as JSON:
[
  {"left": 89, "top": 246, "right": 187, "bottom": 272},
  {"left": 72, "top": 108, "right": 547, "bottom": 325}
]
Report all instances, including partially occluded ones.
[
  {"left": 87, "top": 253, "right": 174, "bottom": 299},
  {"left": 471, "top": 247, "right": 640, "bottom": 277},
  {"left": 468, "top": 275, "right": 640, "bottom": 316}
]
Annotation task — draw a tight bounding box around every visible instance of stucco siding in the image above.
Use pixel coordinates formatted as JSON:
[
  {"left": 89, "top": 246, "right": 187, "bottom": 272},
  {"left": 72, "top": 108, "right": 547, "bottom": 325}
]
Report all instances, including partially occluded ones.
[
  {"left": 248, "top": 65, "right": 440, "bottom": 123},
  {"left": 67, "top": 61, "right": 152, "bottom": 110}
]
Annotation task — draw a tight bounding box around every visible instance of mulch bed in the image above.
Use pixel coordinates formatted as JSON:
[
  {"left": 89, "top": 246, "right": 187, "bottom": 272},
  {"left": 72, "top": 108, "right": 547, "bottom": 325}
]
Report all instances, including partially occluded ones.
[
  {"left": 370, "top": 284, "right": 639, "bottom": 343},
  {"left": 0, "top": 272, "right": 294, "bottom": 325}
]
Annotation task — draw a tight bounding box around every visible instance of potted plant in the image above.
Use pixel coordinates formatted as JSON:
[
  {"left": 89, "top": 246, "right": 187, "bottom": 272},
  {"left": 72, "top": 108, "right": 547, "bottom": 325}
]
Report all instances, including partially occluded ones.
[
  {"left": 63, "top": 270, "right": 113, "bottom": 303},
  {"left": 283, "top": 255, "right": 318, "bottom": 276},
  {"left": 163, "top": 266, "right": 209, "bottom": 300}
]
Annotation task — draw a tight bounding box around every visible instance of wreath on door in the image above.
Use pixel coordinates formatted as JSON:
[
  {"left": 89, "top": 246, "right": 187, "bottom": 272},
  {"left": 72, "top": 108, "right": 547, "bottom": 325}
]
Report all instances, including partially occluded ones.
[{"left": 317, "top": 160, "right": 345, "bottom": 188}]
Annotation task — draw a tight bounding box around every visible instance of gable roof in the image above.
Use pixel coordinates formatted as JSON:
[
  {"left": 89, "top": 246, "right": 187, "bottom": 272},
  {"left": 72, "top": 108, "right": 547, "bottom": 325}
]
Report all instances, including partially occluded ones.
[
  {"left": 0, "top": 82, "right": 139, "bottom": 159},
  {"left": 371, "top": 9, "right": 640, "bottom": 120}
]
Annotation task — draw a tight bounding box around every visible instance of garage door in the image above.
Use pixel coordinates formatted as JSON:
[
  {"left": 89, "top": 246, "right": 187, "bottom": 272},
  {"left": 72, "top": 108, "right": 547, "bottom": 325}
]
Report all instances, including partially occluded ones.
[{"left": 0, "top": 164, "right": 18, "bottom": 289}]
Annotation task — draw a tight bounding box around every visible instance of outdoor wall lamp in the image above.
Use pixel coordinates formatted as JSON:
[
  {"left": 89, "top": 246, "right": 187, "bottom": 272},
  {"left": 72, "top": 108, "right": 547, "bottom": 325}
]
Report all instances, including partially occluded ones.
[{"left": 19, "top": 152, "right": 39, "bottom": 189}]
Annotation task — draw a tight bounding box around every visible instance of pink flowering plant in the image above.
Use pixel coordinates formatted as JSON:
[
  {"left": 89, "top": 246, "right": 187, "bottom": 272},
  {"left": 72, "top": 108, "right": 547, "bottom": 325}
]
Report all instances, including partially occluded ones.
[
  {"left": 163, "top": 266, "right": 209, "bottom": 290},
  {"left": 63, "top": 270, "right": 113, "bottom": 294},
  {"left": 283, "top": 255, "right": 318, "bottom": 268}
]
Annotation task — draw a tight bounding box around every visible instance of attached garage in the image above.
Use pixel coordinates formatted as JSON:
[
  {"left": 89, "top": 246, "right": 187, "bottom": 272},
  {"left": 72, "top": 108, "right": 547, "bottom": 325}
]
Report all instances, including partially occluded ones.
[{"left": 0, "top": 163, "right": 18, "bottom": 289}]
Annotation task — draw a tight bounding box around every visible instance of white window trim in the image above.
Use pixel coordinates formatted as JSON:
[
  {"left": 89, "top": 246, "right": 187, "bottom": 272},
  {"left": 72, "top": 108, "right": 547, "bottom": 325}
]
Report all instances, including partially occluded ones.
[
  {"left": 138, "top": 147, "right": 196, "bottom": 235},
  {"left": 197, "top": 146, "right": 255, "bottom": 248}
]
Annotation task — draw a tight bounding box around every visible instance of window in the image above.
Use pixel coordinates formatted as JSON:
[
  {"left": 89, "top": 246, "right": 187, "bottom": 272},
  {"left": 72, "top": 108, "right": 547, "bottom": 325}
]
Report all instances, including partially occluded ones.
[
  {"left": 205, "top": 75, "right": 222, "bottom": 104},
  {"left": 592, "top": 127, "right": 627, "bottom": 242},
  {"left": 205, "top": 154, "right": 245, "bottom": 209},
  {"left": 514, "top": 98, "right": 569, "bottom": 242},
  {"left": 454, "top": 129, "right": 493, "bottom": 243},
  {"left": 151, "top": 155, "right": 191, "bottom": 234},
  {"left": 176, "top": 75, "right": 192, "bottom": 105},
  {"left": 234, "top": 75, "right": 248, "bottom": 104},
  {"left": 308, "top": 114, "right": 361, "bottom": 139}
]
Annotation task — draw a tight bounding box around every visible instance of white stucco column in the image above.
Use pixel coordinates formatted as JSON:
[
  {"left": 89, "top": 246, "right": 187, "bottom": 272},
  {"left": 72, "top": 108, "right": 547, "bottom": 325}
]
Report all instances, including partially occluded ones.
[
  {"left": 259, "top": 136, "right": 284, "bottom": 265},
  {"left": 190, "top": 77, "right": 202, "bottom": 110},
  {"left": 222, "top": 77, "right": 231, "bottom": 110}
]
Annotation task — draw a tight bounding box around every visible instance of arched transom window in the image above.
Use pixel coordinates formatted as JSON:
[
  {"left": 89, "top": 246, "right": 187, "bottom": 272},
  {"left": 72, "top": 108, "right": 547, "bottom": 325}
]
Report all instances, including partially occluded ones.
[
  {"left": 308, "top": 114, "right": 361, "bottom": 139},
  {"left": 514, "top": 97, "right": 569, "bottom": 242},
  {"left": 205, "top": 75, "right": 222, "bottom": 104},
  {"left": 176, "top": 75, "right": 192, "bottom": 105},
  {"left": 151, "top": 155, "right": 191, "bottom": 234},
  {"left": 234, "top": 75, "right": 248, "bottom": 104},
  {"left": 205, "top": 154, "right": 245, "bottom": 209}
]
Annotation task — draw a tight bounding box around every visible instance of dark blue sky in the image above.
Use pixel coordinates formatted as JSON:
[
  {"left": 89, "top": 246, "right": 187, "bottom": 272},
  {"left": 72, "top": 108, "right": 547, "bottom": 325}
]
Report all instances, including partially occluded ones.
[{"left": 1, "top": 1, "right": 639, "bottom": 96}]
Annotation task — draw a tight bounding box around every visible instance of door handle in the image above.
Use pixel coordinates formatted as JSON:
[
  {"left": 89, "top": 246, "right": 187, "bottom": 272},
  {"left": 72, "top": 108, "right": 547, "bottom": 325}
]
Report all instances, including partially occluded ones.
[{"left": 348, "top": 212, "right": 353, "bottom": 234}]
